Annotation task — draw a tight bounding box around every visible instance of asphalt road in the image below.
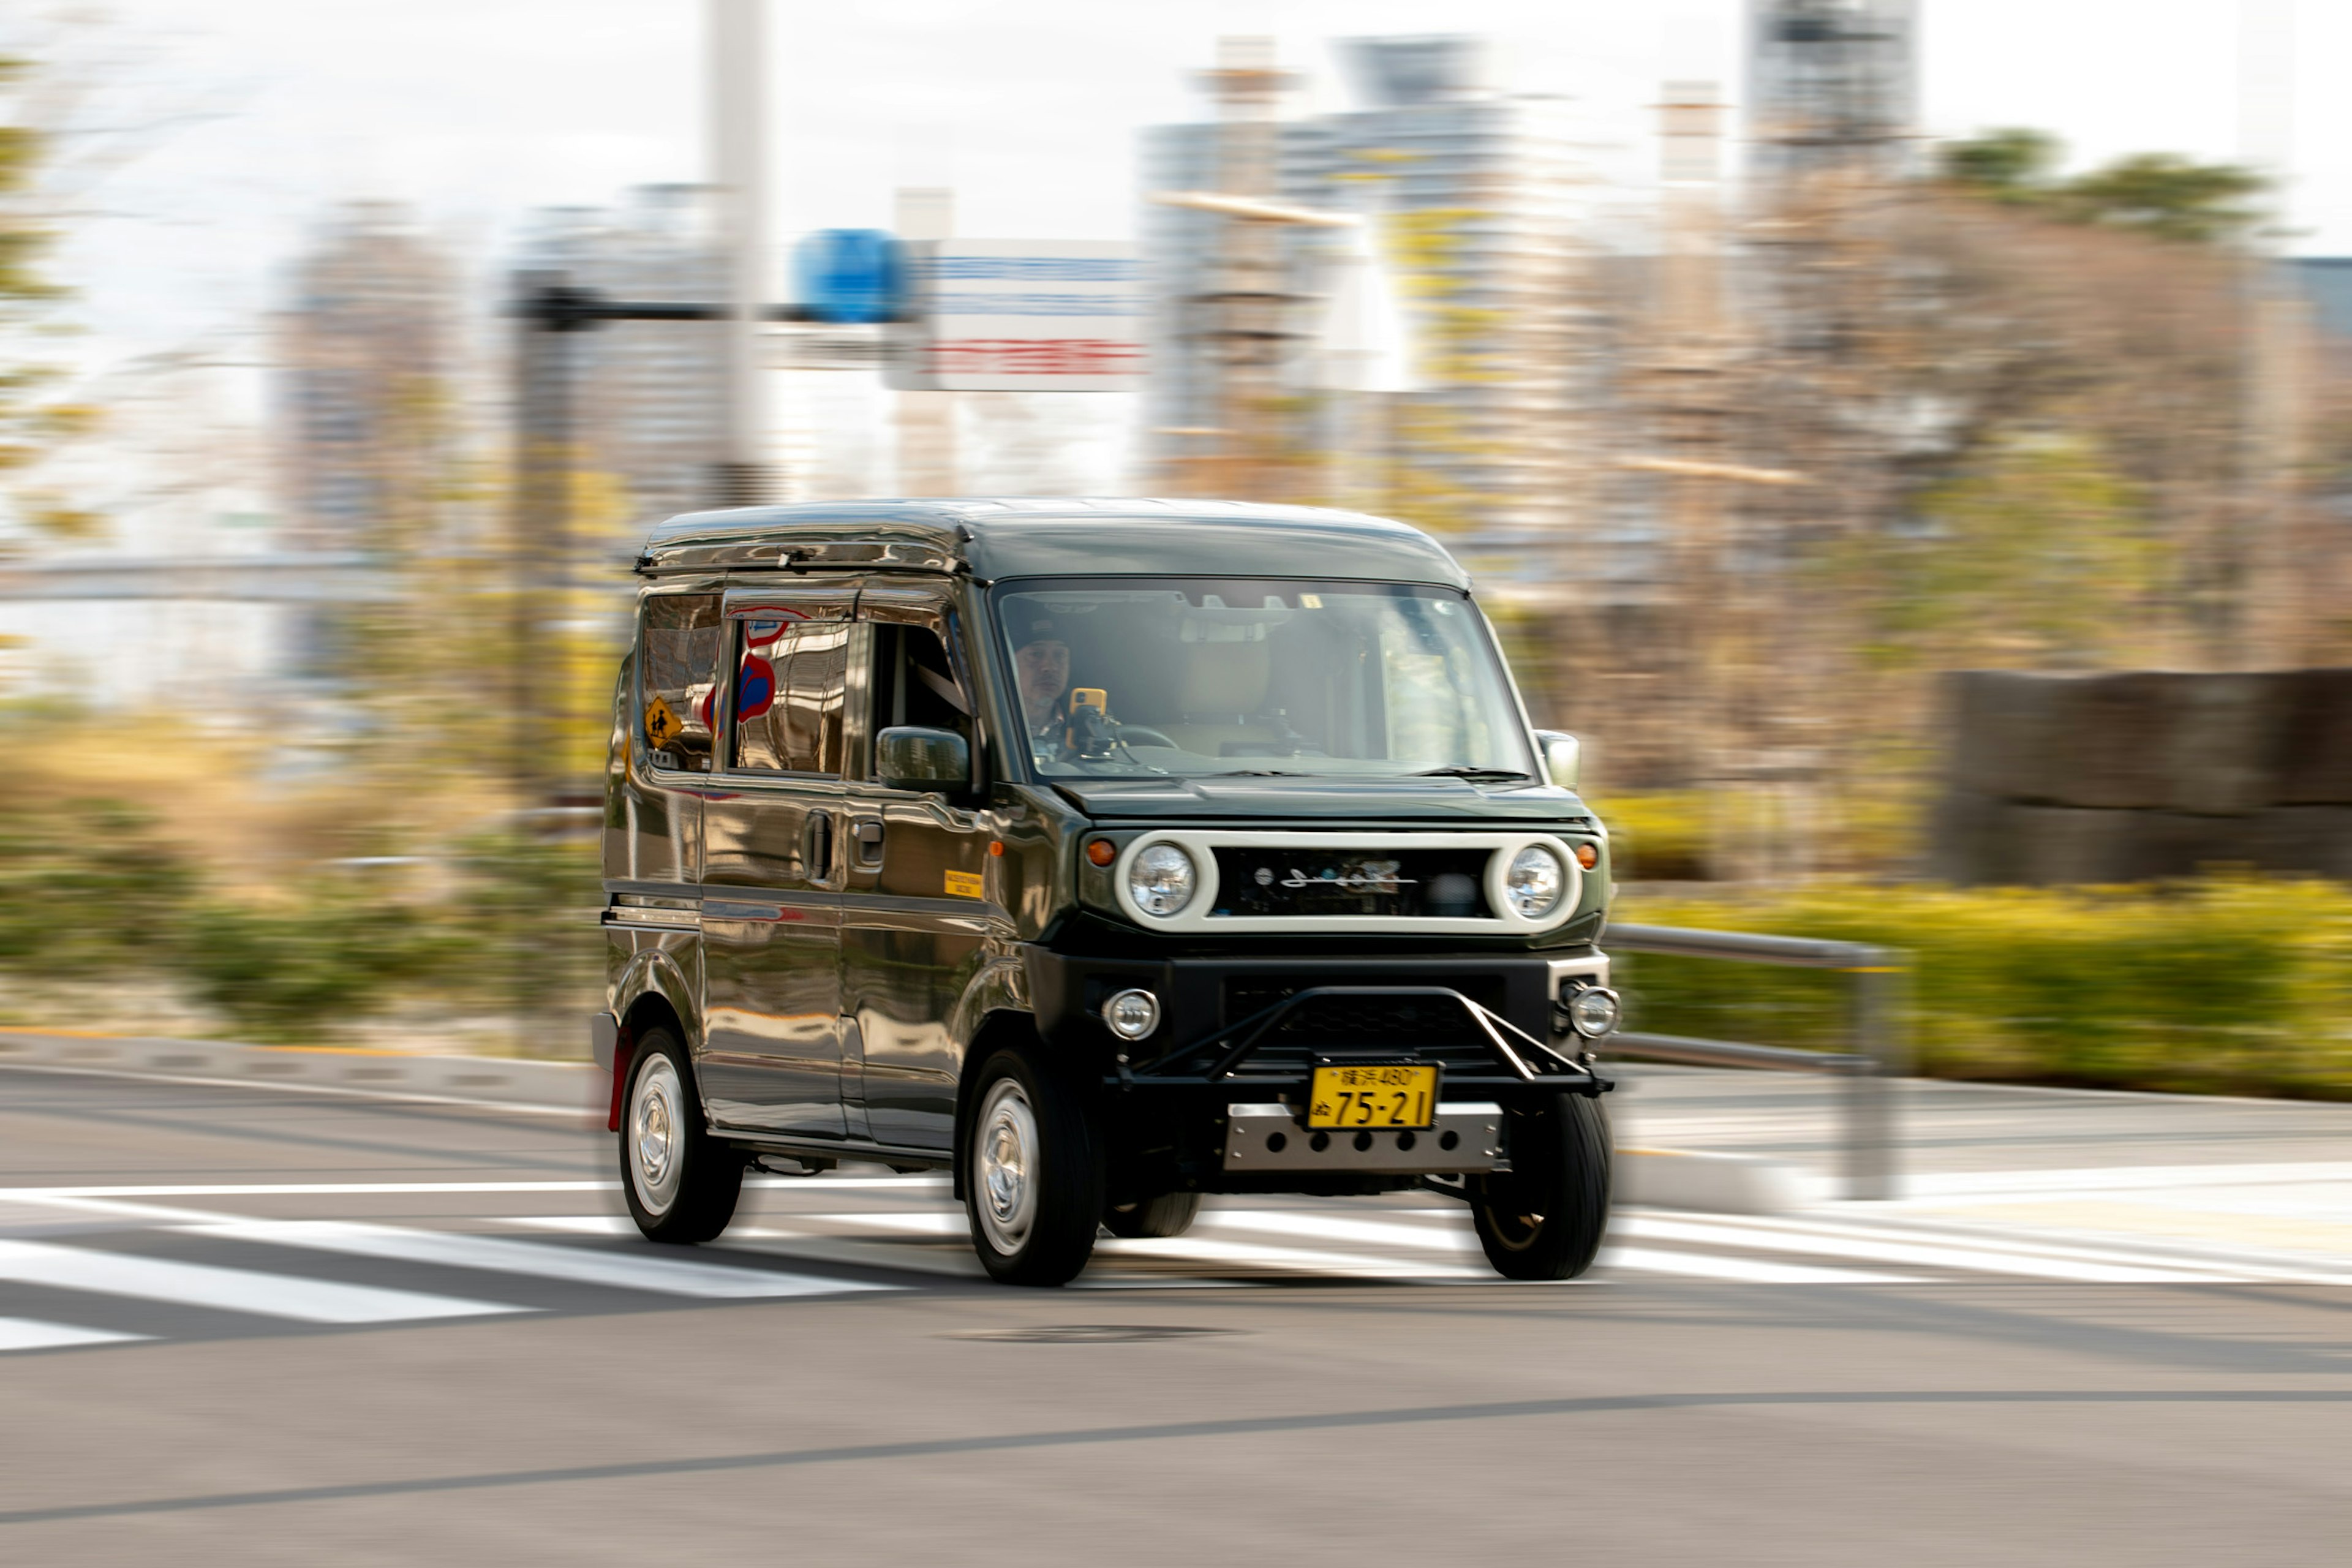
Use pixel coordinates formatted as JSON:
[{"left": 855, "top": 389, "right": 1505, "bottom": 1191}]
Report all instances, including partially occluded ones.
[{"left": 2, "top": 1065, "right": 2347, "bottom": 1565}]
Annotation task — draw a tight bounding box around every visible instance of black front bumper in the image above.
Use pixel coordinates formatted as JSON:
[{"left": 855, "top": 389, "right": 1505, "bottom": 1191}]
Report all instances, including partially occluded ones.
[{"left": 1023, "top": 945, "right": 1610, "bottom": 1197}]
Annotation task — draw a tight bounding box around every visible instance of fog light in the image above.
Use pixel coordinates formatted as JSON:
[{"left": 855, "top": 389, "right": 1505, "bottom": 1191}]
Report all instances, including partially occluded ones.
[
  {"left": 1564, "top": 985, "right": 1621, "bottom": 1039},
  {"left": 1101, "top": 987, "right": 1161, "bottom": 1041}
]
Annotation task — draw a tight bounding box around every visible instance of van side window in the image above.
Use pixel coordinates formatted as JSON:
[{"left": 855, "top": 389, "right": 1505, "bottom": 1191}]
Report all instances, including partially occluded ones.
[
  {"left": 872, "top": 622, "right": 971, "bottom": 757},
  {"left": 731, "top": 618, "right": 850, "bottom": 775},
  {"left": 639, "top": 594, "right": 722, "bottom": 770}
]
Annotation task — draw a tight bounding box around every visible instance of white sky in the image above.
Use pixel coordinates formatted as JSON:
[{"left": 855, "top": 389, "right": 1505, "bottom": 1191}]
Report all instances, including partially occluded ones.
[{"left": 43, "top": 0, "right": 2352, "bottom": 368}]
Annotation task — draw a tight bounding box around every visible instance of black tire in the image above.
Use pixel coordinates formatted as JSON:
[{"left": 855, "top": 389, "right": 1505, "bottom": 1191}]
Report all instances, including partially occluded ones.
[
  {"left": 963, "top": 1047, "right": 1104, "bottom": 1286},
  {"left": 1102, "top": 1191, "right": 1203, "bottom": 1240},
  {"left": 1470, "top": 1092, "right": 1611, "bottom": 1281},
  {"left": 618, "top": 1027, "right": 744, "bottom": 1244}
]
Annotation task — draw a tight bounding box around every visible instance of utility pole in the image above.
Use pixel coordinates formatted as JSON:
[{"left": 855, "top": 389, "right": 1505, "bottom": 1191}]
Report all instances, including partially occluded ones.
[
  {"left": 710, "top": 0, "right": 772, "bottom": 505},
  {"left": 894, "top": 186, "right": 958, "bottom": 495}
]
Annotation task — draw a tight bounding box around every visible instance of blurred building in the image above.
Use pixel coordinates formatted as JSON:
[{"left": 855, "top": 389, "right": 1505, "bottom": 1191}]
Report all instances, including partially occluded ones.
[
  {"left": 1141, "top": 36, "right": 1580, "bottom": 533},
  {"left": 512, "top": 185, "right": 731, "bottom": 527},
  {"left": 1745, "top": 0, "right": 1920, "bottom": 186},
  {"left": 276, "top": 203, "right": 459, "bottom": 557}
]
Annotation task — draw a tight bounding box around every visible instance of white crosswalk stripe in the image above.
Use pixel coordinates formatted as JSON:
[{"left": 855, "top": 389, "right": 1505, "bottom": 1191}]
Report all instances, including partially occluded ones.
[
  {"left": 190, "top": 1219, "right": 891, "bottom": 1300},
  {"left": 1, "top": 1185, "right": 2343, "bottom": 1357},
  {"left": 0, "top": 1237, "right": 520, "bottom": 1324},
  {"left": 0, "top": 1315, "right": 149, "bottom": 1352}
]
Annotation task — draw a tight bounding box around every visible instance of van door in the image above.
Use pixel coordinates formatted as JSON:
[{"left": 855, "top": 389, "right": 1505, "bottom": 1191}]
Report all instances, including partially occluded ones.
[
  {"left": 840, "top": 590, "right": 991, "bottom": 1152},
  {"left": 698, "top": 586, "right": 858, "bottom": 1137}
]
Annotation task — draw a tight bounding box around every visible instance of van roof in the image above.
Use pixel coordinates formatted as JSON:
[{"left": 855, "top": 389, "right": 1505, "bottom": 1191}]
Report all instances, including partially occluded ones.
[{"left": 636, "top": 497, "right": 1472, "bottom": 590}]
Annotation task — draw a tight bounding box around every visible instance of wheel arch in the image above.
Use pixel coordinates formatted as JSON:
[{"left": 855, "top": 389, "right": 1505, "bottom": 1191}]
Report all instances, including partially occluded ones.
[{"left": 608, "top": 949, "right": 702, "bottom": 1131}]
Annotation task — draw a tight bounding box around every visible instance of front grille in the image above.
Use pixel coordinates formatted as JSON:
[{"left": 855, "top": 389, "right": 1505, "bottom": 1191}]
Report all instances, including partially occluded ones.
[
  {"left": 1214, "top": 975, "right": 1512, "bottom": 1076},
  {"left": 1208, "top": 847, "right": 1493, "bottom": 919}
]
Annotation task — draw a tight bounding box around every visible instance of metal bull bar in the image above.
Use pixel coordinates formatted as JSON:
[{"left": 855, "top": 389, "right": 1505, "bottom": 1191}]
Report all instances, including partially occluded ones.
[
  {"left": 1125, "top": 986, "right": 1610, "bottom": 1093},
  {"left": 1602, "top": 924, "right": 1909, "bottom": 1200}
]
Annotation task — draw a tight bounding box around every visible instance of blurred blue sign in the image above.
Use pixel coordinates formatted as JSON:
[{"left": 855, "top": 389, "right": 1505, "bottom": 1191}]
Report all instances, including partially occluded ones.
[{"left": 793, "top": 228, "right": 905, "bottom": 324}]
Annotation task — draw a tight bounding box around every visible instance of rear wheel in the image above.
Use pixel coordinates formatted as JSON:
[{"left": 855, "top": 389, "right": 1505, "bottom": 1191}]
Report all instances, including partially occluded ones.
[
  {"left": 1471, "top": 1093, "right": 1610, "bottom": 1281},
  {"left": 963, "top": 1048, "right": 1104, "bottom": 1286},
  {"left": 619, "top": 1028, "right": 743, "bottom": 1244},
  {"left": 1102, "top": 1191, "right": 1202, "bottom": 1240}
]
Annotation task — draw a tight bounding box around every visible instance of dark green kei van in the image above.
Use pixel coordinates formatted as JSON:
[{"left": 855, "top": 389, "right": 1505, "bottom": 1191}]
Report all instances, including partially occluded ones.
[{"left": 595, "top": 499, "right": 1618, "bottom": 1285}]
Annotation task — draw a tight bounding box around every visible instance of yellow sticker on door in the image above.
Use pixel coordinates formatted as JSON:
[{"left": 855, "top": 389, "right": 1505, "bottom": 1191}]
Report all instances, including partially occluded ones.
[{"left": 944, "top": 870, "right": 985, "bottom": 899}]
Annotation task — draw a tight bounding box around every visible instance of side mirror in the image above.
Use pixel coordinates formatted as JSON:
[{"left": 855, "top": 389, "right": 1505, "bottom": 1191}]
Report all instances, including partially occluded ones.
[
  {"left": 876, "top": 726, "right": 971, "bottom": 793},
  {"left": 1534, "top": 730, "right": 1581, "bottom": 791}
]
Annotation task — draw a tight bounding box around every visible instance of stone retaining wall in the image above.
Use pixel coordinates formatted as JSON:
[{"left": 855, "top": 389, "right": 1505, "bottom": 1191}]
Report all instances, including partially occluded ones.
[{"left": 1932, "top": 669, "right": 2352, "bottom": 884}]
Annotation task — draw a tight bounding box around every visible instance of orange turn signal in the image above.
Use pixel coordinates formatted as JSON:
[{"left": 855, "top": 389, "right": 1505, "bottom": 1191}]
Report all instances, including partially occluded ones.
[
  {"left": 989, "top": 840, "right": 1005, "bottom": 857},
  {"left": 1084, "top": 838, "right": 1117, "bottom": 868},
  {"left": 1574, "top": 843, "right": 1599, "bottom": 870}
]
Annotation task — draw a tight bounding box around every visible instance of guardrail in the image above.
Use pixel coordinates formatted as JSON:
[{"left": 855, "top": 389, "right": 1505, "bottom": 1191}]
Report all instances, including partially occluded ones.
[{"left": 1602, "top": 923, "right": 1909, "bottom": 1200}]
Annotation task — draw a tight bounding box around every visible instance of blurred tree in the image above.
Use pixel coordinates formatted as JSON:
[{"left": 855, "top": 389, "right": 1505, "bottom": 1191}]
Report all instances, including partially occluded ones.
[
  {"left": 1938, "top": 127, "right": 2059, "bottom": 200},
  {"left": 1939, "top": 129, "right": 2266, "bottom": 246},
  {"left": 1856, "top": 432, "right": 2166, "bottom": 672},
  {"left": 0, "top": 49, "right": 101, "bottom": 542}
]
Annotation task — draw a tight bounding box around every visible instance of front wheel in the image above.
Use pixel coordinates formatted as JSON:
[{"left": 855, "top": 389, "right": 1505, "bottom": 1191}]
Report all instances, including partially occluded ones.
[
  {"left": 963, "top": 1048, "right": 1104, "bottom": 1286},
  {"left": 619, "top": 1028, "right": 744, "bottom": 1244},
  {"left": 1470, "top": 1093, "right": 1611, "bottom": 1281}
]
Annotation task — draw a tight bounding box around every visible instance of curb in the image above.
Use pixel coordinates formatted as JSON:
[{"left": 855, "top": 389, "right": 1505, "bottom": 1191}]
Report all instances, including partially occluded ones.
[
  {"left": 1616, "top": 1147, "right": 1817, "bottom": 1214},
  {"left": 0, "top": 1030, "right": 604, "bottom": 1115}
]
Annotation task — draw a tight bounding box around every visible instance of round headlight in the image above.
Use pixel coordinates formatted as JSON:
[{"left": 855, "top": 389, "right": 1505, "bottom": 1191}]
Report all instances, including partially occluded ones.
[
  {"left": 1566, "top": 986, "right": 1621, "bottom": 1039},
  {"left": 1505, "top": 843, "right": 1568, "bottom": 919},
  {"left": 1101, "top": 987, "right": 1161, "bottom": 1041},
  {"left": 1127, "top": 843, "right": 1198, "bottom": 918}
]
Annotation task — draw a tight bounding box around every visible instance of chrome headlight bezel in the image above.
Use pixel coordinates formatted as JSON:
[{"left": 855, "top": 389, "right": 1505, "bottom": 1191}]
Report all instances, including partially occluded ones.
[{"left": 1125, "top": 842, "right": 1199, "bottom": 919}]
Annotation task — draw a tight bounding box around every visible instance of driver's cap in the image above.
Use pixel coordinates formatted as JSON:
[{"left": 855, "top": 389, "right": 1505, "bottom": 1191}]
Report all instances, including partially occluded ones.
[{"left": 1014, "top": 613, "right": 1066, "bottom": 650}]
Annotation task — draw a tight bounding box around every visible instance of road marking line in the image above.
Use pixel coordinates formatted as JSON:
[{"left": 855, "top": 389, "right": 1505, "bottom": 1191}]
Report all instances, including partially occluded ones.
[
  {"left": 1096, "top": 1233, "right": 1489, "bottom": 1279},
  {"left": 1614, "top": 1215, "right": 2238, "bottom": 1284},
  {"left": 1202, "top": 1210, "right": 1485, "bottom": 1254},
  {"left": 1600, "top": 1245, "right": 1921, "bottom": 1285},
  {"left": 0, "top": 1182, "right": 619, "bottom": 1199},
  {"left": 0, "top": 1238, "right": 521, "bottom": 1324},
  {"left": 0, "top": 1315, "right": 150, "bottom": 1352},
  {"left": 187, "top": 1221, "right": 895, "bottom": 1299}
]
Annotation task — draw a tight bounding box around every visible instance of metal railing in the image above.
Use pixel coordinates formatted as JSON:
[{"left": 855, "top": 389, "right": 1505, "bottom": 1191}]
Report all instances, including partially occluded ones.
[{"left": 1602, "top": 923, "right": 1909, "bottom": 1200}]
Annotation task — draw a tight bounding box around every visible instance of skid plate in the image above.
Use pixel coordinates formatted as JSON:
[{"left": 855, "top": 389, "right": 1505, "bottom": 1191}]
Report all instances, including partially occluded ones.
[{"left": 1221, "top": 1102, "right": 1502, "bottom": 1174}]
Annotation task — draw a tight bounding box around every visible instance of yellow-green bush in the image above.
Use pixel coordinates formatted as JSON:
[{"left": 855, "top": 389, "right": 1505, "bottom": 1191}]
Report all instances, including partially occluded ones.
[
  {"left": 1613, "top": 877, "right": 2352, "bottom": 1099},
  {"left": 1599, "top": 791, "right": 1711, "bottom": 882}
]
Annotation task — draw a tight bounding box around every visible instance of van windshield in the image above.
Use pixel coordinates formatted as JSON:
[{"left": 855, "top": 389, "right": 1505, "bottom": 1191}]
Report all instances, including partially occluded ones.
[{"left": 993, "top": 578, "right": 1536, "bottom": 782}]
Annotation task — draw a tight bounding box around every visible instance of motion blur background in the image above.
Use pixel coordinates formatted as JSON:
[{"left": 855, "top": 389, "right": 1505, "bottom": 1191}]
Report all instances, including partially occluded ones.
[{"left": 1, "top": 1, "right": 2347, "bottom": 1097}]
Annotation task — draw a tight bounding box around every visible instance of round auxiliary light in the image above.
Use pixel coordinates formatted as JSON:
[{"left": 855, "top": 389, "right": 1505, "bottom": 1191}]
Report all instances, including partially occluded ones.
[
  {"left": 1084, "top": 837, "right": 1117, "bottom": 868},
  {"left": 1574, "top": 842, "right": 1599, "bottom": 871},
  {"left": 1504, "top": 843, "right": 1569, "bottom": 919},
  {"left": 1566, "top": 985, "right": 1621, "bottom": 1039},
  {"left": 1101, "top": 988, "right": 1161, "bottom": 1041},
  {"left": 1127, "top": 842, "right": 1198, "bottom": 918}
]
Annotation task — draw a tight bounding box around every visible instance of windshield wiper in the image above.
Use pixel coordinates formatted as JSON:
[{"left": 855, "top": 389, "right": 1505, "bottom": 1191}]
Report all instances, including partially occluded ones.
[
  {"left": 1207, "top": 769, "right": 1308, "bottom": 777},
  {"left": 1411, "top": 766, "right": 1532, "bottom": 781}
]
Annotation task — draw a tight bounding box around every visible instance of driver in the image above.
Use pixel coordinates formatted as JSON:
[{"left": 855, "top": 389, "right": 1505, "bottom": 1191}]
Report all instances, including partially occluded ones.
[{"left": 1012, "top": 614, "right": 1073, "bottom": 758}]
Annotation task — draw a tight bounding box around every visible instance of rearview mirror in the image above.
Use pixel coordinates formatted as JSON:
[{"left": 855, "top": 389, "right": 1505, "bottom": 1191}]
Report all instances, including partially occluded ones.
[
  {"left": 876, "top": 726, "right": 971, "bottom": 793},
  {"left": 1534, "top": 730, "right": 1581, "bottom": 790}
]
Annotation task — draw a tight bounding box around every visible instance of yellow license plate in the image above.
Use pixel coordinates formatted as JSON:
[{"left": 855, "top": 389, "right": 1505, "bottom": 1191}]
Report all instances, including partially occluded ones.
[{"left": 1306, "top": 1064, "right": 1439, "bottom": 1131}]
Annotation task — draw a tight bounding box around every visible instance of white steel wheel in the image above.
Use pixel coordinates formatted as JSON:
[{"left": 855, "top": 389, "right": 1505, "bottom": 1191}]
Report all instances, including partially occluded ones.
[
  {"left": 628, "top": 1055, "right": 687, "bottom": 1218},
  {"left": 973, "top": 1078, "right": 1041, "bottom": 1257}
]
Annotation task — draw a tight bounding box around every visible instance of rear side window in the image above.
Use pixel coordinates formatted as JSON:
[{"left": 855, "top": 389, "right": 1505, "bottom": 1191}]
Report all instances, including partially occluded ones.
[
  {"left": 731, "top": 619, "right": 851, "bottom": 776},
  {"left": 638, "top": 594, "right": 722, "bottom": 770}
]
